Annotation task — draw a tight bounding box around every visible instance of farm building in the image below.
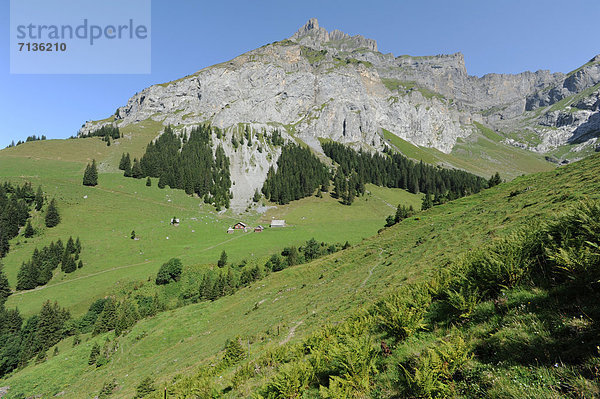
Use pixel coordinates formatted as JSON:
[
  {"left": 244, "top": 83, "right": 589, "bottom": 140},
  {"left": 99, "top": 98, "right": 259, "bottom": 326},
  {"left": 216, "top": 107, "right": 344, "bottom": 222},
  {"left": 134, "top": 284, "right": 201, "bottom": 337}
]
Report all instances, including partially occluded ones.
[
  {"left": 227, "top": 227, "right": 234, "bottom": 234},
  {"left": 170, "top": 218, "right": 180, "bottom": 226},
  {"left": 233, "top": 222, "right": 247, "bottom": 230},
  {"left": 270, "top": 220, "right": 285, "bottom": 228},
  {"left": 254, "top": 225, "right": 264, "bottom": 232}
]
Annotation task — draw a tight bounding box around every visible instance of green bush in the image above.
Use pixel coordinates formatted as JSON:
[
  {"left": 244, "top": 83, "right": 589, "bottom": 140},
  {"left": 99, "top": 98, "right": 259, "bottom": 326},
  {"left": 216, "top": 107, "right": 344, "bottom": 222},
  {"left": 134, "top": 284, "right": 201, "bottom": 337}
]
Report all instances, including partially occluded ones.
[
  {"left": 375, "top": 284, "right": 431, "bottom": 340},
  {"left": 545, "top": 201, "right": 600, "bottom": 288},
  {"left": 260, "top": 360, "right": 314, "bottom": 399},
  {"left": 398, "top": 333, "right": 472, "bottom": 398},
  {"left": 155, "top": 258, "right": 183, "bottom": 285}
]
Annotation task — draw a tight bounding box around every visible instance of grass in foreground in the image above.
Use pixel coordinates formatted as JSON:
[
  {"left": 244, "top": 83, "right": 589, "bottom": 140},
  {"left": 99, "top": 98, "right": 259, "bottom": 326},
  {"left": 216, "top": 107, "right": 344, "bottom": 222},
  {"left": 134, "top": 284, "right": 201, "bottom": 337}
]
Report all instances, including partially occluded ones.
[{"left": 2, "top": 152, "right": 600, "bottom": 398}]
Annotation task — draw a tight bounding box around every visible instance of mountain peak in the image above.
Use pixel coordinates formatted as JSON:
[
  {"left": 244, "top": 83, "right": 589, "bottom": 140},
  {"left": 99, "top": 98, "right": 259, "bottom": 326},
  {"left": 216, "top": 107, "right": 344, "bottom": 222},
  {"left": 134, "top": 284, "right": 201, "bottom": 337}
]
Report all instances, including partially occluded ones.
[{"left": 290, "top": 18, "right": 378, "bottom": 52}]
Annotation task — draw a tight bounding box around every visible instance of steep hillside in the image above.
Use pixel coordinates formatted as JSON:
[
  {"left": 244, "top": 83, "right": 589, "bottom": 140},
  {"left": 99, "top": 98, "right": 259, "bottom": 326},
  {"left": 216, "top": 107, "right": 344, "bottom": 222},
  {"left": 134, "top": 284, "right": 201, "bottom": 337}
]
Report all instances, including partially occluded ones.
[
  {"left": 0, "top": 132, "right": 420, "bottom": 317},
  {"left": 3, "top": 152, "right": 600, "bottom": 398}
]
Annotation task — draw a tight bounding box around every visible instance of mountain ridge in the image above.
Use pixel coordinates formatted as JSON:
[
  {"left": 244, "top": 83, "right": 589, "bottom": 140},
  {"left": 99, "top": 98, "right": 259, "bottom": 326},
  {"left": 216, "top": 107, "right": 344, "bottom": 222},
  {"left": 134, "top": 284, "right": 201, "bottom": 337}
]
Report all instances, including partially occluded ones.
[{"left": 77, "top": 19, "right": 599, "bottom": 208}]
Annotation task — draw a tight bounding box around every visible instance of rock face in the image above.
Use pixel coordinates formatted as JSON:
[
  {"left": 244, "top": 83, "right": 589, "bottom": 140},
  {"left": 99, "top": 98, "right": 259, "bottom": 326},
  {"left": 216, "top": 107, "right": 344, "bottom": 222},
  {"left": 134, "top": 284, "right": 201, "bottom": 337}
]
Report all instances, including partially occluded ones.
[{"left": 79, "top": 19, "right": 600, "bottom": 207}]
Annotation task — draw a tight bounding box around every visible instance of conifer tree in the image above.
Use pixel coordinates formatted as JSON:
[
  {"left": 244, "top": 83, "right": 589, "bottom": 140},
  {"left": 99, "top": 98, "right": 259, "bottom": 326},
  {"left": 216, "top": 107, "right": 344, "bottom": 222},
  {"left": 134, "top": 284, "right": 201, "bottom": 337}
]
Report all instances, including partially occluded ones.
[
  {"left": 83, "top": 160, "right": 98, "bottom": 186},
  {"left": 146, "top": 177, "right": 151, "bottom": 187},
  {"left": 45, "top": 199, "right": 60, "bottom": 228},
  {"left": 35, "top": 186, "right": 44, "bottom": 211},
  {"left": 93, "top": 298, "right": 118, "bottom": 335},
  {"left": 23, "top": 220, "right": 34, "bottom": 238},
  {"left": 488, "top": 172, "right": 502, "bottom": 188},
  {"left": 421, "top": 193, "right": 433, "bottom": 211},
  {"left": 0, "top": 266, "right": 11, "bottom": 305},
  {"left": 218, "top": 250, "right": 227, "bottom": 268},
  {"left": 88, "top": 343, "right": 100, "bottom": 365}
]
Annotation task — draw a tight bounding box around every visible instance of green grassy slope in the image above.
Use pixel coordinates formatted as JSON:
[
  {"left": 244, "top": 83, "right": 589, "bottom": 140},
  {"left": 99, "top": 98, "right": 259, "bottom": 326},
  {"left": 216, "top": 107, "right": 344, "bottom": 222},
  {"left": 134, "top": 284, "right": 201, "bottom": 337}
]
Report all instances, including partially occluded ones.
[
  {"left": 0, "top": 130, "right": 420, "bottom": 317},
  {"left": 381, "top": 126, "right": 554, "bottom": 179},
  {"left": 3, "top": 151, "right": 599, "bottom": 398}
]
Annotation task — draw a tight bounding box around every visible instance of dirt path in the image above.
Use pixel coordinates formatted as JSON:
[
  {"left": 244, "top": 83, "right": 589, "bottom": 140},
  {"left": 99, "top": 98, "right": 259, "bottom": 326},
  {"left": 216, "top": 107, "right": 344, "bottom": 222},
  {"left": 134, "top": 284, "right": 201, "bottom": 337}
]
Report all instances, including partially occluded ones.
[
  {"left": 359, "top": 248, "right": 385, "bottom": 289},
  {"left": 280, "top": 321, "right": 303, "bottom": 345}
]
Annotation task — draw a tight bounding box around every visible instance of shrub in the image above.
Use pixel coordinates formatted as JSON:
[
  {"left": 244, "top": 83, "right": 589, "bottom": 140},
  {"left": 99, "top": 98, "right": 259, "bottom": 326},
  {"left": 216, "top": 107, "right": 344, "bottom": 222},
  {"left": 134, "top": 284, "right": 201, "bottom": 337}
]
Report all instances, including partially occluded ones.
[
  {"left": 135, "top": 376, "right": 156, "bottom": 398},
  {"left": 398, "top": 333, "right": 472, "bottom": 398},
  {"left": 155, "top": 258, "right": 183, "bottom": 285},
  {"left": 545, "top": 201, "right": 600, "bottom": 288},
  {"left": 261, "top": 361, "right": 314, "bottom": 399},
  {"left": 375, "top": 284, "right": 431, "bottom": 340}
]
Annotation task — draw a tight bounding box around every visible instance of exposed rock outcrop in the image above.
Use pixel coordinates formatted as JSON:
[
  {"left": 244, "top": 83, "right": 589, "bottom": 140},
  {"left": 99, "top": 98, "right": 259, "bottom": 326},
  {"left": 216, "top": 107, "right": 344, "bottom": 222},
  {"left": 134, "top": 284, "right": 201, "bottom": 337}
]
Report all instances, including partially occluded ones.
[{"left": 79, "top": 19, "right": 600, "bottom": 207}]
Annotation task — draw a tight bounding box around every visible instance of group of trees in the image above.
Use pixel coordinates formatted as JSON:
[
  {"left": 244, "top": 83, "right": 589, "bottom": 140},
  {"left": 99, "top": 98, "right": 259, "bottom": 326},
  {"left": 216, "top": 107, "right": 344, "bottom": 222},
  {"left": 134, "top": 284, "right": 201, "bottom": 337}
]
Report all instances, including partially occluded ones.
[
  {"left": 262, "top": 144, "right": 330, "bottom": 205},
  {"left": 0, "top": 296, "right": 70, "bottom": 377},
  {"left": 16, "top": 236, "right": 83, "bottom": 291},
  {"left": 332, "top": 169, "right": 366, "bottom": 205},
  {"left": 83, "top": 160, "right": 99, "bottom": 186},
  {"left": 385, "top": 204, "right": 417, "bottom": 227},
  {"left": 5, "top": 135, "right": 47, "bottom": 148},
  {"left": 198, "top": 239, "right": 348, "bottom": 303},
  {"left": 0, "top": 182, "right": 52, "bottom": 258},
  {"left": 121, "top": 125, "right": 232, "bottom": 210},
  {"left": 322, "top": 142, "right": 488, "bottom": 199},
  {"left": 83, "top": 125, "right": 120, "bottom": 142}
]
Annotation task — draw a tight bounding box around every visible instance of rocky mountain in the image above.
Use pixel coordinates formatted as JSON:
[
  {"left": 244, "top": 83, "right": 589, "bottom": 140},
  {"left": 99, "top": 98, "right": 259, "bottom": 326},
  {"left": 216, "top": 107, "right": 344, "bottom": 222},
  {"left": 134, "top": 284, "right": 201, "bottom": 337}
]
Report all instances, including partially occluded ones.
[{"left": 79, "top": 19, "right": 600, "bottom": 208}]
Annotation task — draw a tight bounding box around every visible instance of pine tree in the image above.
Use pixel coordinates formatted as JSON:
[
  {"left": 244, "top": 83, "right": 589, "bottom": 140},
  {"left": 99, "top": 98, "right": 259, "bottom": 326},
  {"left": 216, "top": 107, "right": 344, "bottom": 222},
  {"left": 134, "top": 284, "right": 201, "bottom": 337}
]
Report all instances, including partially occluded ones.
[
  {"left": 37, "top": 300, "right": 69, "bottom": 350},
  {"left": 93, "top": 298, "right": 118, "bottom": 335},
  {"left": 62, "top": 255, "right": 77, "bottom": 273},
  {"left": 218, "top": 250, "right": 227, "bottom": 268},
  {"left": 83, "top": 160, "right": 99, "bottom": 186},
  {"left": 131, "top": 159, "right": 143, "bottom": 179},
  {"left": 131, "top": 230, "right": 136, "bottom": 240},
  {"left": 35, "top": 186, "right": 44, "bottom": 211},
  {"left": 88, "top": 343, "right": 100, "bottom": 365},
  {"left": 23, "top": 220, "right": 34, "bottom": 238},
  {"left": 421, "top": 193, "right": 433, "bottom": 211},
  {"left": 78, "top": 260, "right": 84, "bottom": 269},
  {"left": 146, "top": 177, "right": 151, "bottom": 187},
  {"left": 0, "top": 266, "right": 11, "bottom": 305},
  {"left": 488, "top": 172, "right": 502, "bottom": 188},
  {"left": 135, "top": 377, "right": 156, "bottom": 398},
  {"left": 45, "top": 198, "right": 60, "bottom": 228}
]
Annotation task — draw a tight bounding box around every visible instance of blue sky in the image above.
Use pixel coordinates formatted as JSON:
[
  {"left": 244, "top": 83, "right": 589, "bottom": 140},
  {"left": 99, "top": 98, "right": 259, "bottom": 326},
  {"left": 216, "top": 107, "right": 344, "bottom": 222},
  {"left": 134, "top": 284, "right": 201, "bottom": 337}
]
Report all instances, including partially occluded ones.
[{"left": 1, "top": 0, "right": 599, "bottom": 148}]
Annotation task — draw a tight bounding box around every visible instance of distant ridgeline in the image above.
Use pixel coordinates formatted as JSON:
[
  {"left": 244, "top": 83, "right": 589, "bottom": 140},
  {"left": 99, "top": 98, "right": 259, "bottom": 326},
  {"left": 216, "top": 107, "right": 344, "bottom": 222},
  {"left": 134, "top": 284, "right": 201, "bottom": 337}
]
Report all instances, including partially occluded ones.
[
  {"left": 0, "top": 182, "right": 44, "bottom": 258},
  {"left": 120, "top": 125, "right": 232, "bottom": 210},
  {"left": 5, "top": 135, "right": 46, "bottom": 149},
  {"left": 322, "top": 141, "right": 488, "bottom": 199}
]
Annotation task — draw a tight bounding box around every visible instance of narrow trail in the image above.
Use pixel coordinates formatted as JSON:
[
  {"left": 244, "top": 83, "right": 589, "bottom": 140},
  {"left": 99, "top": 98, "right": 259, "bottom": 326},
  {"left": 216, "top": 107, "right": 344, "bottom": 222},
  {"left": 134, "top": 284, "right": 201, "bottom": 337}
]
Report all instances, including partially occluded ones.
[
  {"left": 370, "top": 193, "right": 396, "bottom": 210},
  {"left": 359, "top": 248, "right": 385, "bottom": 289},
  {"left": 280, "top": 321, "right": 303, "bottom": 345}
]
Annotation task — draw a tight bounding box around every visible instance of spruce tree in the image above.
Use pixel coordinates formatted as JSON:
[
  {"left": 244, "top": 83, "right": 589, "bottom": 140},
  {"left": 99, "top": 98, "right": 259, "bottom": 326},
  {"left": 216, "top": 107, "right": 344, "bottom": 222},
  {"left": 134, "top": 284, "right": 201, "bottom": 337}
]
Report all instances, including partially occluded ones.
[
  {"left": 45, "top": 198, "right": 60, "bottom": 227},
  {"left": 146, "top": 177, "right": 151, "bottom": 187},
  {"left": 135, "top": 377, "right": 156, "bottom": 398},
  {"left": 217, "top": 250, "right": 227, "bottom": 268},
  {"left": 88, "top": 343, "right": 100, "bottom": 365},
  {"left": 421, "top": 193, "right": 433, "bottom": 211},
  {"left": 23, "top": 220, "right": 34, "bottom": 238},
  {"left": 35, "top": 186, "right": 44, "bottom": 211},
  {"left": 0, "top": 266, "right": 11, "bottom": 305}
]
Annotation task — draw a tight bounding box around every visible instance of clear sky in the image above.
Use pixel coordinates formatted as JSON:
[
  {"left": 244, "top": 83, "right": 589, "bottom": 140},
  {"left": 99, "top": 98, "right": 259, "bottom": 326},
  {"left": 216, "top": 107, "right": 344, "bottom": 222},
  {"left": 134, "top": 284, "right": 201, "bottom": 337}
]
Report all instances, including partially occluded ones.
[{"left": 1, "top": 0, "right": 599, "bottom": 148}]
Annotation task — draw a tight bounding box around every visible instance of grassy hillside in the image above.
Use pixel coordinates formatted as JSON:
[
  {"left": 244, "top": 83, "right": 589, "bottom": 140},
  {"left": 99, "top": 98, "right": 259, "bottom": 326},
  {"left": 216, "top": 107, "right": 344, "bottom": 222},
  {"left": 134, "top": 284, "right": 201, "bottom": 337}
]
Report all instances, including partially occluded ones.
[
  {"left": 2, "top": 149, "right": 599, "bottom": 398},
  {"left": 381, "top": 126, "right": 554, "bottom": 179},
  {"left": 0, "top": 130, "right": 420, "bottom": 317}
]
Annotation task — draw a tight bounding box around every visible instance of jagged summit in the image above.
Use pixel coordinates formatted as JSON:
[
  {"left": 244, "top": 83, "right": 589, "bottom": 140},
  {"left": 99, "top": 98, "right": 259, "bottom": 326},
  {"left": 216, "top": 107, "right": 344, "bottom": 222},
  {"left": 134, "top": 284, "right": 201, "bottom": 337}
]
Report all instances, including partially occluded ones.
[{"left": 290, "top": 18, "right": 378, "bottom": 52}]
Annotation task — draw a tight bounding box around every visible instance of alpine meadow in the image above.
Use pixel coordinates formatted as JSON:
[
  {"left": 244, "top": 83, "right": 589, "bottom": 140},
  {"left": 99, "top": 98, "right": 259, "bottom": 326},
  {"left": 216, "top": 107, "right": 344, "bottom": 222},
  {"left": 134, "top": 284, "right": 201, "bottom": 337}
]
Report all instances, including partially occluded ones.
[{"left": 1, "top": 10, "right": 600, "bottom": 399}]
